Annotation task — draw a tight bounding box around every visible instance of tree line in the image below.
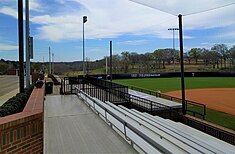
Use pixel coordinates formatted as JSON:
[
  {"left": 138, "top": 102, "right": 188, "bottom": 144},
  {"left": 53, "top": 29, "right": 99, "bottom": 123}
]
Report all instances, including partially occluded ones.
[
  {"left": 1, "top": 44, "right": 235, "bottom": 75},
  {"left": 91, "top": 44, "right": 235, "bottom": 74}
]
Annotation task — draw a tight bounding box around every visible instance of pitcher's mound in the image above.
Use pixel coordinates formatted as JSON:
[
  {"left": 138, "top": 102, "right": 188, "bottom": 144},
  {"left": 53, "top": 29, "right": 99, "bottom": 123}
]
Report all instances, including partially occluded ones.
[{"left": 165, "top": 88, "right": 235, "bottom": 116}]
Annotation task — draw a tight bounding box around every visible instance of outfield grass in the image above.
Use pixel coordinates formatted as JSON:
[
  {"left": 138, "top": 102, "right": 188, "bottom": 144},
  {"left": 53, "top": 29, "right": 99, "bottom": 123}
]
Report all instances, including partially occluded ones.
[
  {"left": 115, "top": 77, "right": 235, "bottom": 92},
  {"left": 114, "top": 77, "right": 235, "bottom": 130}
]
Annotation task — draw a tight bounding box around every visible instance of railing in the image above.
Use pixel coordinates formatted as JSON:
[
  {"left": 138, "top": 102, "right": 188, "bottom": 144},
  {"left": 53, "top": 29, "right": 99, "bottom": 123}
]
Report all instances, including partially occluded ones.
[
  {"left": 80, "top": 83, "right": 179, "bottom": 121},
  {"left": 130, "top": 86, "right": 156, "bottom": 96},
  {"left": 183, "top": 115, "right": 235, "bottom": 146},
  {"left": 129, "top": 86, "right": 206, "bottom": 120},
  {"left": 129, "top": 93, "right": 179, "bottom": 120},
  {"left": 48, "top": 74, "right": 61, "bottom": 85},
  {"left": 61, "top": 77, "right": 83, "bottom": 94},
  {"left": 158, "top": 93, "right": 206, "bottom": 120},
  {"left": 62, "top": 76, "right": 235, "bottom": 145},
  {"left": 77, "top": 90, "right": 173, "bottom": 153},
  {"left": 79, "top": 82, "right": 130, "bottom": 104},
  {"left": 63, "top": 77, "right": 179, "bottom": 121}
]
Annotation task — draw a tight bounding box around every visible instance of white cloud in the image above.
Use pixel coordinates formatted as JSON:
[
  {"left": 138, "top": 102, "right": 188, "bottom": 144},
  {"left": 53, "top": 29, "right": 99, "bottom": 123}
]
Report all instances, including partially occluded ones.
[
  {"left": 30, "top": 0, "right": 43, "bottom": 11},
  {"left": 184, "top": 42, "right": 235, "bottom": 51},
  {"left": 31, "top": 0, "right": 177, "bottom": 41},
  {"left": 0, "top": 7, "right": 17, "bottom": 18},
  {"left": 0, "top": 44, "right": 18, "bottom": 51},
  {"left": 117, "top": 40, "right": 149, "bottom": 45},
  {"left": 29, "top": 0, "right": 234, "bottom": 42},
  {"left": 0, "top": 0, "right": 42, "bottom": 19},
  {"left": 218, "top": 31, "right": 235, "bottom": 38},
  {"left": 1, "top": 0, "right": 234, "bottom": 42}
]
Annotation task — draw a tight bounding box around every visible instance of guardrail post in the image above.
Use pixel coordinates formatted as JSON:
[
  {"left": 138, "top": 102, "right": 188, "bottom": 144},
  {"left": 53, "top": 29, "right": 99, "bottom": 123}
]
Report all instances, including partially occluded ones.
[
  {"left": 63, "top": 78, "right": 65, "bottom": 94},
  {"left": 169, "top": 107, "right": 172, "bottom": 119},
  {"left": 151, "top": 102, "right": 153, "bottom": 114}
]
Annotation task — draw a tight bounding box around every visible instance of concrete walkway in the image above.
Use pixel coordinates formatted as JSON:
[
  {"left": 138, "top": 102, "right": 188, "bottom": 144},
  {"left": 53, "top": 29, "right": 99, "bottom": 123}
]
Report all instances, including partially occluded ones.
[{"left": 44, "top": 95, "right": 137, "bottom": 153}]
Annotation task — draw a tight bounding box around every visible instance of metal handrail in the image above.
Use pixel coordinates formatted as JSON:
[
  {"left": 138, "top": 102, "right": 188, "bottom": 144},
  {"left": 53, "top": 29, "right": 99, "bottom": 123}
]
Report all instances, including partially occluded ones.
[
  {"left": 77, "top": 89, "right": 171, "bottom": 154},
  {"left": 129, "top": 86, "right": 206, "bottom": 119}
]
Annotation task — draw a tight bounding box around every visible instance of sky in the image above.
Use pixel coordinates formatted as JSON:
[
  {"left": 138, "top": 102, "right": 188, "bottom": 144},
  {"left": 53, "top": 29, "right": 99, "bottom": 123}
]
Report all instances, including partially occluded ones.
[{"left": 0, "top": 0, "right": 235, "bottom": 62}]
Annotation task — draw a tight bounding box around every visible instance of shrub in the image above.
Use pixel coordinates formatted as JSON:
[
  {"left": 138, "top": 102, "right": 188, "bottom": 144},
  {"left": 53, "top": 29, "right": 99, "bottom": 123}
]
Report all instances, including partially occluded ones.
[
  {"left": 35, "top": 80, "right": 44, "bottom": 88},
  {"left": 0, "top": 84, "right": 34, "bottom": 117}
]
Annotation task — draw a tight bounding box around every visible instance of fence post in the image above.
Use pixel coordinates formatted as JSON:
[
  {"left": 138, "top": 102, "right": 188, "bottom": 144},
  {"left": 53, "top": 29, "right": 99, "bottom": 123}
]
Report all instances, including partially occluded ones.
[
  {"left": 82, "top": 79, "right": 85, "bottom": 91},
  {"left": 63, "top": 78, "right": 65, "bottom": 94},
  {"left": 151, "top": 102, "right": 153, "bottom": 114},
  {"left": 204, "top": 105, "right": 206, "bottom": 117},
  {"left": 70, "top": 83, "right": 72, "bottom": 94},
  {"left": 170, "top": 107, "right": 172, "bottom": 119},
  {"left": 185, "top": 100, "right": 188, "bottom": 110}
]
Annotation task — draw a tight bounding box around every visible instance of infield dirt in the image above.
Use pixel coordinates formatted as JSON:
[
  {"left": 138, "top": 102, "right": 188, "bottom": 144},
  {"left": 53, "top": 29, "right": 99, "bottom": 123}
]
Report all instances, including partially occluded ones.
[{"left": 165, "top": 88, "right": 235, "bottom": 116}]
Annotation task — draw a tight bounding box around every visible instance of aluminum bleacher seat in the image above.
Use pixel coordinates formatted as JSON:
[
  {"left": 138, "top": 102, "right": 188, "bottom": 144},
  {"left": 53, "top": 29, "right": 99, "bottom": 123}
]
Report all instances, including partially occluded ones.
[
  {"left": 78, "top": 91, "right": 235, "bottom": 153},
  {"left": 113, "top": 105, "right": 225, "bottom": 153},
  {"left": 129, "top": 107, "right": 235, "bottom": 153}
]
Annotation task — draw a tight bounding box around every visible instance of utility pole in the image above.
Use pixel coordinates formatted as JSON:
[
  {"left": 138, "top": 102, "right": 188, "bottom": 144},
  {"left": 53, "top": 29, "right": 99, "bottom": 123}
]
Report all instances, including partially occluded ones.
[
  {"left": 18, "top": 0, "right": 24, "bottom": 93},
  {"left": 52, "top": 53, "right": 54, "bottom": 74},
  {"left": 110, "top": 41, "right": 113, "bottom": 82},
  {"left": 49, "top": 47, "right": 51, "bottom": 74},
  {"left": 168, "top": 28, "right": 179, "bottom": 72},
  {"left": 26, "top": 0, "right": 30, "bottom": 89},
  {"left": 86, "top": 57, "right": 89, "bottom": 75},
  {"left": 106, "top": 57, "right": 108, "bottom": 80},
  {"left": 178, "top": 14, "right": 186, "bottom": 115}
]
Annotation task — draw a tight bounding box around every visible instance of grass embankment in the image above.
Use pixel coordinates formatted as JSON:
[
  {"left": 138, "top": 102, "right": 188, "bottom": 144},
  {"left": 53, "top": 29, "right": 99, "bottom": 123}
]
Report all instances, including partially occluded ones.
[{"left": 114, "top": 77, "right": 235, "bottom": 130}]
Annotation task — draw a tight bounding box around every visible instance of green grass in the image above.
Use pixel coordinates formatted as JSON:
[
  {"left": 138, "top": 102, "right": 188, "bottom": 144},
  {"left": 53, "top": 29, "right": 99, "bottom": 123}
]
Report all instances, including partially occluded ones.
[
  {"left": 187, "top": 105, "right": 235, "bottom": 130},
  {"left": 205, "top": 109, "right": 235, "bottom": 130},
  {"left": 114, "top": 77, "right": 235, "bottom": 130},
  {"left": 115, "top": 77, "right": 235, "bottom": 92}
]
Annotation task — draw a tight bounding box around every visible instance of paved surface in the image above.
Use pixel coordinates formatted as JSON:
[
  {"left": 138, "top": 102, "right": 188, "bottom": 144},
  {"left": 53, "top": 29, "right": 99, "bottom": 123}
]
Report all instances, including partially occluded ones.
[
  {"left": 0, "top": 88, "right": 19, "bottom": 106},
  {"left": 165, "top": 88, "right": 235, "bottom": 115},
  {"left": 44, "top": 95, "right": 137, "bottom": 153},
  {"left": 0, "top": 75, "right": 19, "bottom": 96},
  {"left": 0, "top": 75, "right": 20, "bottom": 106}
]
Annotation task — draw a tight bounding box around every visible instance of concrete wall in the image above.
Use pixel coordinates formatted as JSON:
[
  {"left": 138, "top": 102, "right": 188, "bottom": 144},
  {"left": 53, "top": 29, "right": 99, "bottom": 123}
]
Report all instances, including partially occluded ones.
[{"left": 0, "top": 86, "right": 44, "bottom": 154}]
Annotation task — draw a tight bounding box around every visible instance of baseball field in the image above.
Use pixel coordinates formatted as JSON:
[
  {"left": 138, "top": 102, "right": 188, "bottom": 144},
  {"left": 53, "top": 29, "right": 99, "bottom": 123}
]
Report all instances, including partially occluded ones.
[{"left": 115, "top": 77, "right": 235, "bottom": 130}]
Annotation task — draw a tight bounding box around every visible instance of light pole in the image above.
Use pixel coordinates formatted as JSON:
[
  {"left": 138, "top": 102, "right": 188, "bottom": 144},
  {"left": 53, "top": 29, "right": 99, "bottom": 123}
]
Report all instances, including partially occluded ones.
[
  {"left": 83, "top": 16, "right": 87, "bottom": 77},
  {"left": 110, "top": 41, "right": 113, "bottom": 82},
  {"left": 26, "top": 0, "right": 30, "bottom": 89},
  {"left": 49, "top": 47, "right": 51, "bottom": 74},
  {"left": 18, "top": 0, "right": 24, "bottom": 93},
  {"left": 168, "top": 28, "right": 179, "bottom": 72},
  {"left": 178, "top": 14, "right": 186, "bottom": 115}
]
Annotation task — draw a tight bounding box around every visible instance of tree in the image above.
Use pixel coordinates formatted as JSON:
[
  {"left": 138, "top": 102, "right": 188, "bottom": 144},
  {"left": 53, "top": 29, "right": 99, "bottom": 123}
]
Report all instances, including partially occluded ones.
[
  {"left": 112, "top": 54, "right": 121, "bottom": 73},
  {"left": 121, "top": 51, "right": 130, "bottom": 73},
  {"left": 129, "top": 52, "right": 138, "bottom": 69},
  {"left": 31, "top": 63, "right": 41, "bottom": 72},
  {"left": 153, "top": 49, "right": 163, "bottom": 69},
  {"left": 0, "top": 61, "right": 9, "bottom": 74},
  {"left": 211, "top": 44, "right": 228, "bottom": 68},
  {"left": 188, "top": 48, "right": 202, "bottom": 64},
  {"left": 184, "top": 52, "right": 191, "bottom": 64},
  {"left": 229, "top": 45, "right": 235, "bottom": 67}
]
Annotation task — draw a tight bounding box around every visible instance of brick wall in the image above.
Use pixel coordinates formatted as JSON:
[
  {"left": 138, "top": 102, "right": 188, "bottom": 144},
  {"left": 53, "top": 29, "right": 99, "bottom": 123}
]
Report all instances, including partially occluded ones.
[{"left": 0, "top": 86, "right": 44, "bottom": 154}]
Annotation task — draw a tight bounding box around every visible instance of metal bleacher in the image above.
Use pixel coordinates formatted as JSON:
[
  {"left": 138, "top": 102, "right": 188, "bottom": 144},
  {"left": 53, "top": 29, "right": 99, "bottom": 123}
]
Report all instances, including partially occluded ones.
[{"left": 78, "top": 89, "right": 235, "bottom": 154}]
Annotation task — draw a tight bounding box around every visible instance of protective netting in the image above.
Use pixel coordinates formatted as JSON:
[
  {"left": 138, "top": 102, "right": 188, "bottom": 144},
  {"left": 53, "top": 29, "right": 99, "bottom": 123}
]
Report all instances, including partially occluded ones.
[{"left": 129, "top": 0, "right": 235, "bottom": 16}]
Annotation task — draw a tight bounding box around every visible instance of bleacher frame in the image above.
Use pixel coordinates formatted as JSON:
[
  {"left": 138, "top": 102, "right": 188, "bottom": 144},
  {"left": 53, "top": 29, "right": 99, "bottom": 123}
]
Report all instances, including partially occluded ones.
[
  {"left": 77, "top": 89, "right": 235, "bottom": 153},
  {"left": 61, "top": 76, "right": 235, "bottom": 145}
]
